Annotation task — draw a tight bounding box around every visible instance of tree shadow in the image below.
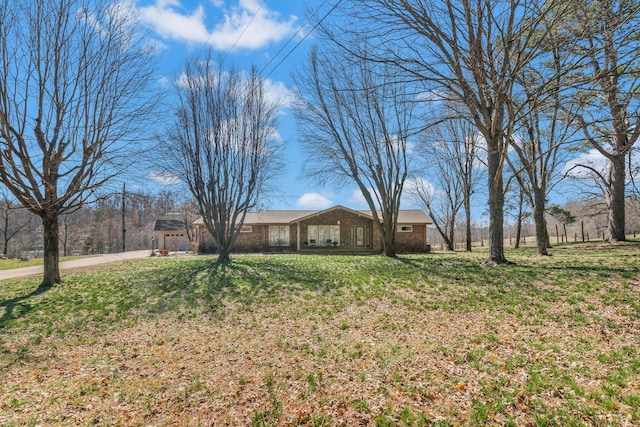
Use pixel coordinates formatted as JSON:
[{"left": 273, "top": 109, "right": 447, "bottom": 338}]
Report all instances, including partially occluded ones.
[
  {"left": 0, "top": 284, "right": 51, "bottom": 329},
  {"left": 202, "top": 256, "right": 342, "bottom": 304}
]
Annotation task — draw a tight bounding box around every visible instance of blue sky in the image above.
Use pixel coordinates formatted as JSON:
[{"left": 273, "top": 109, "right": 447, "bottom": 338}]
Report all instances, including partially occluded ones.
[
  {"left": 132, "top": 0, "right": 380, "bottom": 211},
  {"left": 130, "top": 0, "right": 623, "bottom": 219}
]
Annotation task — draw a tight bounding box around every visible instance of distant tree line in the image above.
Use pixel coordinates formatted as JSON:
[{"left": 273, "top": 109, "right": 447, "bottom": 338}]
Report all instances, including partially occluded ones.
[{"left": 0, "top": 190, "right": 196, "bottom": 259}]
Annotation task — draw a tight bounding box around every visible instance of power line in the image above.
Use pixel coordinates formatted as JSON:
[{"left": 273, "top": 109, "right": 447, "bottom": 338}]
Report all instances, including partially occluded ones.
[
  {"left": 259, "top": 0, "right": 331, "bottom": 75},
  {"left": 228, "top": 1, "right": 264, "bottom": 54},
  {"left": 261, "top": 0, "right": 344, "bottom": 79},
  {"left": 204, "top": 0, "right": 265, "bottom": 56}
]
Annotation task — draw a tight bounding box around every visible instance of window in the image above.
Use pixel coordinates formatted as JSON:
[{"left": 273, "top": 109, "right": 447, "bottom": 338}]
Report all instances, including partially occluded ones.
[
  {"left": 307, "top": 225, "right": 340, "bottom": 246},
  {"left": 269, "top": 226, "right": 289, "bottom": 246},
  {"left": 240, "top": 225, "right": 252, "bottom": 233},
  {"left": 399, "top": 225, "right": 413, "bottom": 232}
]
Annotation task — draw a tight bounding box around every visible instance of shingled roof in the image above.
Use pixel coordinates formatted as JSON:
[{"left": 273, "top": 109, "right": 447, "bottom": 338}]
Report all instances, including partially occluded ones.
[
  {"left": 154, "top": 219, "right": 190, "bottom": 231},
  {"left": 194, "top": 206, "right": 431, "bottom": 225}
]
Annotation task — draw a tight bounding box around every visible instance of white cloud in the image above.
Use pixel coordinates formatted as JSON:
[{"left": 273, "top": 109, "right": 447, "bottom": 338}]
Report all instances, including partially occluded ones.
[
  {"left": 157, "top": 75, "right": 171, "bottom": 87},
  {"left": 138, "top": 0, "right": 299, "bottom": 51},
  {"left": 264, "top": 79, "right": 294, "bottom": 108},
  {"left": 562, "top": 149, "right": 608, "bottom": 179},
  {"left": 174, "top": 66, "right": 292, "bottom": 116},
  {"left": 296, "top": 193, "right": 333, "bottom": 209},
  {"left": 139, "top": 3, "right": 210, "bottom": 44},
  {"left": 404, "top": 177, "right": 435, "bottom": 197},
  {"left": 148, "top": 171, "right": 181, "bottom": 185},
  {"left": 347, "top": 188, "right": 373, "bottom": 209},
  {"left": 402, "top": 177, "right": 437, "bottom": 208}
]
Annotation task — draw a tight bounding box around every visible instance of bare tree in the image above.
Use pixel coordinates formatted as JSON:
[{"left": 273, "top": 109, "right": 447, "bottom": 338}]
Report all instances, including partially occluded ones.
[
  {"left": 561, "top": 0, "right": 640, "bottom": 242},
  {"left": 330, "top": 0, "right": 567, "bottom": 263},
  {"left": 507, "top": 27, "right": 579, "bottom": 255},
  {"left": 293, "top": 46, "right": 414, "bottom": 257},
  {"left": 164, "top": 54, "right": 281, "bottom": 262},
  {"left": 0, "top": 191, "right": 31, "bottom": 257},
  {"left": 411, "top": 113, "right": 482, "bottom": 251},
  {"left": 411, "top": 177, "right": 460, "bottom": 252},
  {"left": 0, "top": 0, "right": 157, "bottom": 288}
]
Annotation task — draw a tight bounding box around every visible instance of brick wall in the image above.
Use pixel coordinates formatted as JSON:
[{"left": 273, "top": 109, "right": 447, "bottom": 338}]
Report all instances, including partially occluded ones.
[
  {"left": 196, "top": 210, "right": 430, "bottom": 254},
  {"left": 299, "top": 208, "right": 375, "bottom": 250},
  {"left": 396, "top": 224, "right": 428, "bottom": 253},
  {"left": 197, "top": 224, "right": 267, "bottom": 253},
  {"left": 199, "top": 224, "right": 296, "bottom": 253}
]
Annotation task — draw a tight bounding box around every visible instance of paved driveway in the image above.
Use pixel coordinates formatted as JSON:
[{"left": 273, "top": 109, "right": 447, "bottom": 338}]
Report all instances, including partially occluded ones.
[{"left": 0, "top": 250, "right": 152, "bottom": 281}]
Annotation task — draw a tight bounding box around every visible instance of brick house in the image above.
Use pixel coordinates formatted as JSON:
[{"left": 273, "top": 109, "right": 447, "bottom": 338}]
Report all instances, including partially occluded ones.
[{"left": 194, "top": 205, "right": 431, "bottom": 254}]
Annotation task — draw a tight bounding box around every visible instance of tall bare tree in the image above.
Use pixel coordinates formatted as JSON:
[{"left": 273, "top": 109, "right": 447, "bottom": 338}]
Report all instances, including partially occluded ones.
[
  {"left": 330, "top": 0, "right": 566, "bottom": 263},
  {"left": 0, "top": 0, "right": 157, "bottom": 287},
  {"left": 293, "top": 46, "right": 414, "bottom": 257},
  {"left": 507, "top": 22, "right": 579, "bottom": 255},
  {"left": 411, "top": 114, "right": 482, "bottom": 251},
  {"left": 165, "top": 54, "right": 281, "bottom": 262},
  {"left": 561, "top": 0, "right": 640, "bottom": 242}
]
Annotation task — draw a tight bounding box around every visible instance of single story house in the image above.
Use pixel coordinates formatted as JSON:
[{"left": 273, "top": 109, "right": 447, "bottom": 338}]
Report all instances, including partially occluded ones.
[
  {"left": 194, "top": 205, "right": 431, "bottom": 254},
  {"left": 153, "top": 219, "right": 192, "bottom": 251}
]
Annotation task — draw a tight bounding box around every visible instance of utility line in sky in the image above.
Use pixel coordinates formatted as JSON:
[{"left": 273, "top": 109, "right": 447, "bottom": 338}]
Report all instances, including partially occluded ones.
[
  {"left": 204, "top": 0, "right": 265, "bottom": 59},
  {"left": 260, "top": 0, "right": 344, "bottom": 79},
  {"left": 227, "top": 1, "right": 264, "bottom": 54}
]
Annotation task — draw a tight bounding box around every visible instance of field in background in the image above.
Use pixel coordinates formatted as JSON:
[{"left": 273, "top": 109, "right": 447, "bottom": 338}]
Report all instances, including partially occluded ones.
[{"left": 1, "top": 242, "right": 639, "bottom": 425}]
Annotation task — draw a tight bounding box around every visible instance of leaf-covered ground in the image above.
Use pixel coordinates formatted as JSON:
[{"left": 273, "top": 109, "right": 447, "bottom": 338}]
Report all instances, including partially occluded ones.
[{"left": 1, "top": 242, "right": 639, "bottom": 426}]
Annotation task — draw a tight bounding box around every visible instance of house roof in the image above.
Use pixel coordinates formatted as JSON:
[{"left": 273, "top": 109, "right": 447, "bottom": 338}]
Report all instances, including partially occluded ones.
[
  {"left": 292, "top": 205, "right": 373, "bottom": 223},
  {"left": 154, "top": 219, "right": 189, "bottom": 231},
  {"left": 388, "top": 209, "right": 432, "bottom": 224},
  {"left": 194, "top": 206, "right": 431, "bottom": 225},
  {"left": 244, "top": 210, "right": 316, "bottom": 223}
]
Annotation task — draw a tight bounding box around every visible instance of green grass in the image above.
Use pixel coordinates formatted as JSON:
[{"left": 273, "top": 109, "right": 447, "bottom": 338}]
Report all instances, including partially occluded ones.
[
  {"left": 0, "top": 255, "right": 97, "bottom": 270},
  {"left": 1, "top": 240, "right": 639, "bottom": 425}
]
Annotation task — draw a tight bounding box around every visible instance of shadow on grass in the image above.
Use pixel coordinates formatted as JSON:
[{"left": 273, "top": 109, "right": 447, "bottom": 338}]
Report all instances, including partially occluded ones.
[
  {"left": 0, "top": 284, "right": 51, "bottom": 330},
  {"left": 202, "top": 256, "right": 338, "bottom": 303}
]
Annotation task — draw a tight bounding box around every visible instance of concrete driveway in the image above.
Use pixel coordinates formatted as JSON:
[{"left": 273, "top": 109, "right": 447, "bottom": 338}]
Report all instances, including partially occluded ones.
[{"left": 0, "top": 250, "right": 152, "bottom": 281}]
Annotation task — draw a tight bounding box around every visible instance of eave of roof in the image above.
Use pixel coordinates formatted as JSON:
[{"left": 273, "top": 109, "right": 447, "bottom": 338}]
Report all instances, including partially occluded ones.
[
  {"left": 154, "top": 219, "right": 190, "bottom": 231},
  {"left": 193, "top": 206, "right": 432, "bottom": 225}
]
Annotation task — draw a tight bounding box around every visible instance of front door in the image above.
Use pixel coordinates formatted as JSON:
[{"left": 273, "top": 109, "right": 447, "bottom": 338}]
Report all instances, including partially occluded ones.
[
  {"left": 351, "top": 225, "right": 370, "bottom": 248},
  {"left": 355, "top": 226, "right": 364, "bottom": 247}
]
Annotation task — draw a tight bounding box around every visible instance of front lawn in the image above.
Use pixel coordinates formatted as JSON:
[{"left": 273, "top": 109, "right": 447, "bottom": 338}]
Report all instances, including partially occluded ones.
[
  {"left": 1, "top": 242, "right": 639, "bottom": 425},
  {"left": 0, "top": 255, "right": 96, "bottom": 271}
]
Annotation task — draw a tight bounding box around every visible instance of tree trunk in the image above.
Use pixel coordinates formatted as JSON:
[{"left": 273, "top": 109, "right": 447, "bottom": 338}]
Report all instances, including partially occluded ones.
[
  {"left": 383, "top": 232, "right": 397, "bottom": 257},
  {"left": 217, "top": 250, "right": 231, "bottom": 263},
  {"left": 607, "top": 154, "right": 626, "bottom": 242},
  {"left": 532, "top": 188, "right": 549, "bottom": 256},
  {"left": 487, "top": 138, "right": 507, "bottom": 263},
  {"left": 381, "top": 218, "right": 398, "bottom": 257},
  {"left": 3, "top": 212, "right": 8, "bottom": 256},
  {"left": 514, "top": 214, "right": 522, "bottom": 250},
  {"left": 41, "top": 215, "right": 61, "bottom": 289},
  {"left": 464, "top": 198, "right": 472, "bottom": 252},
  {"left": 446, "top": 216, "right": 455, "bottom": 251}
]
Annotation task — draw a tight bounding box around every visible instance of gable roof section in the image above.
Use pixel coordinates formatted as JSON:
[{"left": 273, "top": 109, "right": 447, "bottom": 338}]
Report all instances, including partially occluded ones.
[
  {"left": 291, "top": 205, "right": 372, "bottom": 223},
  {"left": 154, "top": 219, "right": 189, "bottom": 231}
]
